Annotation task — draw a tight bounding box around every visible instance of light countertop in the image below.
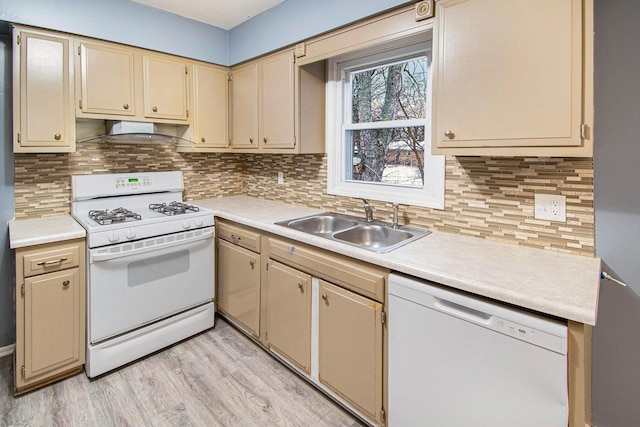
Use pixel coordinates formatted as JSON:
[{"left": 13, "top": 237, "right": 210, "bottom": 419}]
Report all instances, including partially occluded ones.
[
  {"left": 197, "top": 195, "right": 601, "bottom": 325},
  {"left": 9, "top": 215, "right": 86, "bottom": 249}
]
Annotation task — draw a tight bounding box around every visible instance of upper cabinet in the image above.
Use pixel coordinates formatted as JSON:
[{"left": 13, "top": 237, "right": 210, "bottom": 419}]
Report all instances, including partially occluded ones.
[
  {"left": 230, "top": 62, "right": 259, "bottom": 150},
  {"left": 75, "top": 40, "right": 189, "bottom": 124},
  {"left": 431, "top": 0, "right": 593, "bottom": 157},
  {"left": 189, "top": 63, "right": 229, "bottom": 150},
  {"left": 13, "top": 29, "right": 76, "bottom": 153},
  {"left": 142, "top": 54, "right": 188, "bottom": 121},
  {"left": 231, "top": 49, "right": 325, "bottom": 154},
  {"left": 77, "top": 42, "right": 135, "bottom": 117}
]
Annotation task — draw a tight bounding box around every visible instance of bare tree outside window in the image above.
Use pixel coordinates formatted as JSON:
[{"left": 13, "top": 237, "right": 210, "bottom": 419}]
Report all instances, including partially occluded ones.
[{"left": 347, "top": 57, "right": 428, "bottom": 188}]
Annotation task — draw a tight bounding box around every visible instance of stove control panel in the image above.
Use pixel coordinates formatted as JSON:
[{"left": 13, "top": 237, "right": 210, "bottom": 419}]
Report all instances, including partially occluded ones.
[{"left": 115, "top": 176, "right": 152, "bottom": 189}]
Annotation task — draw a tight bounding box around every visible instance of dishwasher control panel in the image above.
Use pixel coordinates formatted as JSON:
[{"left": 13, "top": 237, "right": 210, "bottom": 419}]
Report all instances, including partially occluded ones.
[{"left": 497, "top": 318, "right": 566, "bottom": 354}]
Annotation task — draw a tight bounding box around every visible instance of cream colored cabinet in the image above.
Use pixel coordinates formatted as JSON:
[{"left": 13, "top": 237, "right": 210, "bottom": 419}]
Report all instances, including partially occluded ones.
[
  {"left": 259, "top": 50, "right": 295, "bottom": 149},
  {"left": 318, "top": 280, "right": 383, "bottom": 423},
  {"left": 143, "top": 54, "right": 189, "bottom": 121},
  {"left": 266, "top": 260, "right": 312, "bottom": 373},
  {"left": 231, "top": 49, "right": 324, "bottom": 153},
  {"left": 13, "top": 28, "right": 75, "bottom": 153},
  {"left": 216, "top": 220, "right": 262, "bottom": 337},
  {"left": 230, "top": 62, "right": 259, "bottom": 149},
  {"left": 431, "top": 0, "right": 593, "bottom": 157},
  {"left": 190, "top": 63, "right": 229, "bottom": 149},
  {"left": 14, "top": 239, "right": 86, "bottom": 395},
  {"left": 77, "top": 42, "right": 135, "bottom": 116}
]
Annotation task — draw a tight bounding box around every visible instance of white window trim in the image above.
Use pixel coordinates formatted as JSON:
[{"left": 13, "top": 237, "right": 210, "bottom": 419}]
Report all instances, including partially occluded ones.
[{"left": 326, "top": 42, "right": 445, "bottom": 210}]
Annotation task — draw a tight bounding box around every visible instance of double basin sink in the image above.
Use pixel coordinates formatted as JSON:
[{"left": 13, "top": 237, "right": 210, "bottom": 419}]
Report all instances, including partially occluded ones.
[{"left": 275, "top": 212, "right": 430, "bottom": 253}]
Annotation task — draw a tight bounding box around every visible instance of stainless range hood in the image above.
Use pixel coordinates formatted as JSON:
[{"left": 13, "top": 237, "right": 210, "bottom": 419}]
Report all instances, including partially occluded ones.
[{"left": 79, "top": 121, "right": 192, "bottom": 145}]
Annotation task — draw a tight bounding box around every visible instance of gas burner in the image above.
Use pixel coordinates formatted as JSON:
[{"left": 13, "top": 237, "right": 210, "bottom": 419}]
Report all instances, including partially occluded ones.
[
  {"left": 88, "top": 208, "right": 142, "bottom": 225},
  {"left": 149, "top": 201, "right": 200, "bottom": 216}
]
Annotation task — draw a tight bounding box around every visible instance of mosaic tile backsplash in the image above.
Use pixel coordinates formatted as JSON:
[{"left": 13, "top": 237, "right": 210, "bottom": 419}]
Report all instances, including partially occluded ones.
[{"left": 14, "top": 145, "right": 594, "bottom": 256}]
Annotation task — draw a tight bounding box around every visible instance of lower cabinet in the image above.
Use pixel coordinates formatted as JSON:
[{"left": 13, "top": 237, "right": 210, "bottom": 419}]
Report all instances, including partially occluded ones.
[
  {"left": 266, "top": 260, "right": 312, "bottom": 373},
  {"left": 216, "top": 229, "right": 261, "bottom": 337},
  {"left": 318, "top": 280, "right": 383, "bottom": 422},
  {"left": 14, "top": 239, "right": 86, "bottom": 395},
  {"left": 215, "top": 220, "right": 388, "bottom": 426}
]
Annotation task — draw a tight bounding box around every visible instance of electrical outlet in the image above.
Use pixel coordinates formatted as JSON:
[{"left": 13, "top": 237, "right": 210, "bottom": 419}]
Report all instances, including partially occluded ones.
[
  {"left": 534, "top": 194, "right": 566, "bottom": 222},
  {"left": 277, "top": 171, "right": 284, "bottom": 185}
]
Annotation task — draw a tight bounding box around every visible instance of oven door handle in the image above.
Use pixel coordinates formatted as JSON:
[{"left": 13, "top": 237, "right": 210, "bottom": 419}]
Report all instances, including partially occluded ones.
[{"left": 91, "top": 228, "right": 214, "bottom": 263}]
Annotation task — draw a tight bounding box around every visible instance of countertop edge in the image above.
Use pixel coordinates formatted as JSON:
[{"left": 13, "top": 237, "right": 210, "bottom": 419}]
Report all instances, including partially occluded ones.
[{"left": 9, "top": 215, "right": 87, "bottom": 249}]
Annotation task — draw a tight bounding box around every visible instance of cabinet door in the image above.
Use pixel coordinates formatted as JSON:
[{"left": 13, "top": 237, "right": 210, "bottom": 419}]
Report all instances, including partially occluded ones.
[
  {"left": 260, "top": 50, "right": 295, "bottom": 149},
  {"left": 217, "top": 240, "right": 260, "bottom": 336},
  {"left": 23, "top": 268, "right": 83, "bottom": 381},
  {"left": 319, "top": 280, "right": 383, "bottom": 422},
  {"left": 266, "top": 260, "right": 312, "bottom": 373},
  {"left": 143, "top": 55, "right": 188, "bottom": 121},
  {"left": 192, "top": 63, "right": 229, "bottom": 148},
  {"left": 432, "top": 0, "right": 584, "bottom": 152},
  {"left": 14, "top": 30, "right": 75, "bottom": 152},
  {"left": 230, "top": 62, "right": 259, "bottom": 149},
  {"left": 78, "top": 42, "right": 135, "bottom": 116}
]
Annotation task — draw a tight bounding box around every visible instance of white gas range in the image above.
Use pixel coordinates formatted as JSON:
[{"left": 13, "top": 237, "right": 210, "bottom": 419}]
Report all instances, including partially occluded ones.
[{"left": 71, "top": 171, "right": 215, "bottom": 378}]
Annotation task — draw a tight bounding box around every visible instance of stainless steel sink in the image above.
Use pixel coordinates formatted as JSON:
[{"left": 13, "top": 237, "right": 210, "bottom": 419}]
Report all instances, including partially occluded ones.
[
  {"left": 333, "top": 224, "right": 414, "bottom": 250},
  {"left": 284, "top": 214, "right": 358, "bottom": 235},
  {"left": 275, "top": 212, "right": 430, "bottom": 253}
]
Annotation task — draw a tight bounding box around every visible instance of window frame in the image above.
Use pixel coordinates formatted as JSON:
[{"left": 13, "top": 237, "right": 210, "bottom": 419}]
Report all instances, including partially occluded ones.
[{"left": 326, "top": 41, "right": 445, "bottom": 210}]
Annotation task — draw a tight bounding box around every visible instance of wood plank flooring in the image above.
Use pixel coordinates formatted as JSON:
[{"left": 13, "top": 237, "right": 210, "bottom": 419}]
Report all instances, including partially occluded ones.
[{"left": 0, "top": 317, "right": 365, "bottom": 427}]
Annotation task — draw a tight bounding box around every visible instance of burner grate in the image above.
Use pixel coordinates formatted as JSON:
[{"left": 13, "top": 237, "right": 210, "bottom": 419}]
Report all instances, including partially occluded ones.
[
  {"left": 149, "top": 201, "right": 200, "bottom": 216},
  {"left": 89, "top": 208, "right": 142, "bottom": 225}
]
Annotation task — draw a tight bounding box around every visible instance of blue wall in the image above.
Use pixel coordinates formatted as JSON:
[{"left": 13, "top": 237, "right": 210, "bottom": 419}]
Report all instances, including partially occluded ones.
[
  {"left": 0, "top": 0, "right": 229, "bottom": 64},
  {"left": 592, "top": 0, "right": 640, "bottom": 425},
  {"left": 229, "top": 0, "right": 412, "bottom": 64}
]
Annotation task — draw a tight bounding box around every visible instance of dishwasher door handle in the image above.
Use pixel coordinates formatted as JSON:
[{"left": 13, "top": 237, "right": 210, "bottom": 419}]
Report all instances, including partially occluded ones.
[{"left": 432, "top": 297, "right": 494, "bottom": 326}]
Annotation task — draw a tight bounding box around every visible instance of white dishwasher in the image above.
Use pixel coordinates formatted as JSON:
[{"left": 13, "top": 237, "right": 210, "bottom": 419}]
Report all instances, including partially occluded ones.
[{"left": 388, "top": 273, "right": 568, "bottom": 427}]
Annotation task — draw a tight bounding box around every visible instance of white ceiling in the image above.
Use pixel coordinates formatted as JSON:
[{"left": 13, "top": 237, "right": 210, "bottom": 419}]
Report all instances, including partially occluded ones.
[{"left": 130, "top": 0, "right": 286, "bottom": 30}]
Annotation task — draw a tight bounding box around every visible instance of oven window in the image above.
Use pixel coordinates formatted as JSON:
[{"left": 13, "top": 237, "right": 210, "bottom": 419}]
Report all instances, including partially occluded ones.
[{"left": 127, "top": 249, "right": 190, "bottom": 287}]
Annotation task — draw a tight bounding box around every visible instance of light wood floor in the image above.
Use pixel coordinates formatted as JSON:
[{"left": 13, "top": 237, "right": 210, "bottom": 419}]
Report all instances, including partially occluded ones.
[{"left": 0, "top": 317, "right": 365, "bottom": 427}]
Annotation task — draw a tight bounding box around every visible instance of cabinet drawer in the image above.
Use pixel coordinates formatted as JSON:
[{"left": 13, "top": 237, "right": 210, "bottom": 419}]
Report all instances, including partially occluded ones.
[
  {"left": 268, "top": 237, "right": 388, "bottom": 302},
  {"left": 22, "top": 242, "right": 81, "bottom": 277},
  {"left": 217, "top": 220, "right": 261, "bottom": 253}
]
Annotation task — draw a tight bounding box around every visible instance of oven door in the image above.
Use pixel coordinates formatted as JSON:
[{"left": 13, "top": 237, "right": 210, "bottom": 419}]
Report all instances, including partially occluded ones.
[{"left": 88, "top": 227, "right": 214, "bottom": 343}]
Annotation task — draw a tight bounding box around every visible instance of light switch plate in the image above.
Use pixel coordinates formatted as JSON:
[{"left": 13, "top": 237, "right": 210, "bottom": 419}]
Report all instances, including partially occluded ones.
[{"left": 534, "top": 194, "right": 566, "bottom": 222}]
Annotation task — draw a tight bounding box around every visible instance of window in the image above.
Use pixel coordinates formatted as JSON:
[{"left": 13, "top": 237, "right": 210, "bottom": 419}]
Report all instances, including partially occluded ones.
[{"left": 327, "top": 42, "right": 445, "bottom": 209}]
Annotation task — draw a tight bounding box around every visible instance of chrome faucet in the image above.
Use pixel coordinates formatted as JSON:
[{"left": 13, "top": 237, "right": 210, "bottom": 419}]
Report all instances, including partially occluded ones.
[
  {"left": 361, "top": 198, "right": 373, "bottom": 223},
  {"left": 392, "top": 203, "right": 400, "bottom": 229}
]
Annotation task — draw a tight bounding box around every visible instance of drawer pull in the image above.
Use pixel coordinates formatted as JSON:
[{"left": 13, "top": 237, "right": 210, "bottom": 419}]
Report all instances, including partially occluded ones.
[
  {"left": 37, "top": 257, "right": 68, "bottom": 267},
  {"left": 231, "top": 235, "right": 241, "bottom": 244},
  {"left": 62, "top": 280, "right": 70, "bottom": 287}
]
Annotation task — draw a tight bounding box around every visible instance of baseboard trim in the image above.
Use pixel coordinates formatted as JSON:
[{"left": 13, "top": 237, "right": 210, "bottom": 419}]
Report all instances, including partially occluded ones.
[{"left": 0, "top": 344, "right": 16, "bottom": 358}]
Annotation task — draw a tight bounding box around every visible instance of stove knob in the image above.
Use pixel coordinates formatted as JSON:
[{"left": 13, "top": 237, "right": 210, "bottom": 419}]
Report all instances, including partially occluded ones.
[
  {"left": 195, "top": 218, "right": 204, "bottom": 227},
  {"left": 125, "top": 229, "right": 137, "bottom": 240},
  {"left": 108, "top": 232, "right": 120, "bottom": 243},
  {"left": 182, "top": 220, "right": 193, "bottom": 230}
]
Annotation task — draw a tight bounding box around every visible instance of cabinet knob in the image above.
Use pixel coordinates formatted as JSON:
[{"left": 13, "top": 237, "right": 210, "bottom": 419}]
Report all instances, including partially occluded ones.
[
  {"left": 297, "top": 283, "right": 303, "bottom": 292},
  {"left": 444, "top": 130, "right": 455, "bottom": 139},
  {"left": 123, "top": 103, "right": 129, "bottom": 110},
  {"left": 249, "top": 138, "right": 254, "bottom": 144},
  {"left": 321, "top": 294, "right": 328, "bottom": 302},
  {"left": 62, "top": 280, "right": 70, "bottom": 287},
  {"left": 249, "top": 260, "right": 255, "bottom": 269},
  {"left": 152, "top": 106, "right": 158, "bottom": 112},
  {"left": 201, "top": 137, "right": 206, "bottom": 143},
  {"left": 263, "top": 137, "right": 268, "bottom": 144},
  {"left": 54, "top": 133, "right": 61, "bottom": 140}
]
